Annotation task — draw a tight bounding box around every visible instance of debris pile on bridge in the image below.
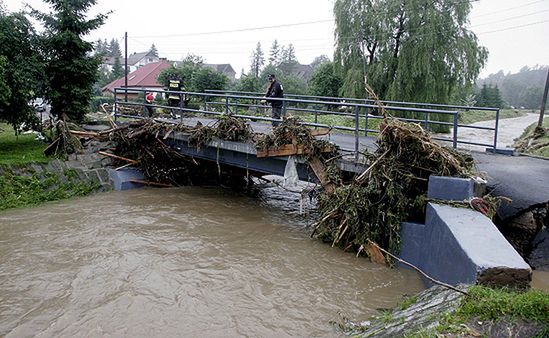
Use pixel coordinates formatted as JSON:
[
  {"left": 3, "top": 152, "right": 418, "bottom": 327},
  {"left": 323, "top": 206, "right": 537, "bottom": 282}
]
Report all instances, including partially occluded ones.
[
  {"left": 188, "top": 116, "right": 254, "bottom": 149},
  {"left": 312, "top": 118, "right": 475, "bottom": 260},
  {"left": 255, "top": 117, "right": 337, "bottom": 158}
]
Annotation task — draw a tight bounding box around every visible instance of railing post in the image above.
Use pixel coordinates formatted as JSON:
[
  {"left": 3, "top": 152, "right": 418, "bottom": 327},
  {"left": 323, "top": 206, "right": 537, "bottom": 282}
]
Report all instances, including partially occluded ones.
[
  {"left": 235, "top": 98, "right": 238, "bottom": 115},
  {"left": 225, "top": 95, "right": 229, "bottom": 114},
  {"left": 453, "top": 111, "right": 458, "bottom": 149},
  {"left": 424, "top": 111, "right": 429, "bottom": 130},
  {"left": 282, "top": 99, "right": 286, "bottom": 119},
  {"left": 204, "top": 94, "right": 208, "bottom": 111},
  {"left": 493, "top": 108, "right": 500, "bottom": 151},
  {"left": 314, "top": 106, "right": 318, "bottom": 124},
  {"left": 114, "top": 90, "right": 118, "bottom": 122},
  {"left": 365, "top": 107, "right": 369, "bottom": 136},
  {"left": 179, "top": 92, "right": 184, "bottom": 122},
  {"left": 354, "top": 105, "right": 360, "bottom": 159}
]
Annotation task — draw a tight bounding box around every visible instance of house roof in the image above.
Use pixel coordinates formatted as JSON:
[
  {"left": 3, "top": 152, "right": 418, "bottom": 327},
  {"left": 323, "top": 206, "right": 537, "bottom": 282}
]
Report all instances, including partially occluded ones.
[
  {"left": 127, "top": 51, "right": 154, "bottom": 65},
  {"left": 293, "top": 63, "right": 314, "bottom": 80},
  {"left": 102, "top": 61, "right": 172, "bottom": 93},
  {"left": 102, "top": 51, "right": 157, "bottom": 66},
  {"left": 204, "top": 63, "right": 236, "bottom": 75}
]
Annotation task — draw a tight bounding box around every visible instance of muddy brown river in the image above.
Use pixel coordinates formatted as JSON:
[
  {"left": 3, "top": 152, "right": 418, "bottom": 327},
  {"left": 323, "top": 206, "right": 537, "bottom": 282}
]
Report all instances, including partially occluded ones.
[{"left": 0, "top": 187, "right": 425, "bottom": 337}]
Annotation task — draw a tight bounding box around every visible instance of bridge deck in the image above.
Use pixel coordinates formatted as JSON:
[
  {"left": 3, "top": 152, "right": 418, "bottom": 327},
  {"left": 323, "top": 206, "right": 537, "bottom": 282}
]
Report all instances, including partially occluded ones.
[{"left": 171, "top": 116, "right": 379, "bottom": 152}]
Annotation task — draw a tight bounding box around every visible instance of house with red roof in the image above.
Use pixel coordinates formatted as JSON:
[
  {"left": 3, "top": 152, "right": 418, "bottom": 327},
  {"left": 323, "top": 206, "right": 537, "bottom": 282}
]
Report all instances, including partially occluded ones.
[{"left": 101, "top": 60, "right": 172, "bottom": 97}]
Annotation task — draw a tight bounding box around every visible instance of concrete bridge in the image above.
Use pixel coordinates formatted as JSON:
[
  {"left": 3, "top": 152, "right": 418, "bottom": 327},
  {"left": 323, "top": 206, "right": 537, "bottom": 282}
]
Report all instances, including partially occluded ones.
[
  {"left": 110, "top": 88, "right": 548, "bottom": 219},
  {"left": 110, "top": 88, "right": 548, "bottom": 288}
]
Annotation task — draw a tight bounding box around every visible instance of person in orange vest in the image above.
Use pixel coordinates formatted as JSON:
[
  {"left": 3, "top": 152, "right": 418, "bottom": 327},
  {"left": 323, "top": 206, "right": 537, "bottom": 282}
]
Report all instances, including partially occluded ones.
[{"left": 145, "top": 92, "right": 155, "bottom": 117}]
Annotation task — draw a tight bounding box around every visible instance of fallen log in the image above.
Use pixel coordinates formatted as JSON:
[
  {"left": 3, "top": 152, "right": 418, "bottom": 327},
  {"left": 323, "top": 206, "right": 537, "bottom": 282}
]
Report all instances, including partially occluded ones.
[
  {"left": 308, "top": 157, "right": 335, "bottom": 194},
  {"left": 256, "top": 144, "right": 334, "bottom": 158},
  {"left": 69, "top": 130, "right": 100, "bottom": 138},
  {"left": 98, "top": 151, "right": 138, "bottom": 164}
]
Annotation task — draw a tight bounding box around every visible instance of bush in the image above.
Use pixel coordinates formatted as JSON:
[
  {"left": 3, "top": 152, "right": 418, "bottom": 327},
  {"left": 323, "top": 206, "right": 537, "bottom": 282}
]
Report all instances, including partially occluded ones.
[{"left": 90, "top": 96, "right": 114, "bottom": 113}]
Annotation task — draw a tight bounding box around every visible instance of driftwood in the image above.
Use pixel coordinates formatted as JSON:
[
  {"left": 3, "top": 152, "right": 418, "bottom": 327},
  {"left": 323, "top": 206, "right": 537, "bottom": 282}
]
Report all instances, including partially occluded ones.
[
  {"left": 308, "top": 157, "right": 335, "bottom": 194},
  {"left": 129, "top": 179, "right": 173, "bottom": 188},
  {"left": 69, "top": 130, "right": 100, "bottom": 138},
  {"left": 98, "top": 151, "right": 138, "bottom": 164},
  {"left": 43, "top": 136, "right": 61, "bottom": 156},
  {"left": 256, "top": 144, "right": 334, "bottom": 158}
]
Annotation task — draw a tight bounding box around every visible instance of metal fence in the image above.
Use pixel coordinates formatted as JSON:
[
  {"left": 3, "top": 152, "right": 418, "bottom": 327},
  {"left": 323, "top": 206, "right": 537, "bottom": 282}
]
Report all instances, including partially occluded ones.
[
  {"left": 206, "top": 89, "right": 501, "bottom": 150},
  {"left": 113, "top": 87, "right": 499, "bottom": 154}
]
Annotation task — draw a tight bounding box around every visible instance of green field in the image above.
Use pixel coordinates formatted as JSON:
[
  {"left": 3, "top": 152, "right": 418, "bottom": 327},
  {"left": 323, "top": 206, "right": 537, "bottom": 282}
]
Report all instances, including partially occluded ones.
[{"left": 0, "top": 123, "right": 48, "bottom": 165}]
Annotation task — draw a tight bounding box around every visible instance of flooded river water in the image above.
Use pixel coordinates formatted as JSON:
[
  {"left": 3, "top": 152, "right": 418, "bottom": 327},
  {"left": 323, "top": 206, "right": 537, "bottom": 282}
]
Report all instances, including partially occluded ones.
[{"left": 0, "top": 187, "right": 426, "bottom": 337}]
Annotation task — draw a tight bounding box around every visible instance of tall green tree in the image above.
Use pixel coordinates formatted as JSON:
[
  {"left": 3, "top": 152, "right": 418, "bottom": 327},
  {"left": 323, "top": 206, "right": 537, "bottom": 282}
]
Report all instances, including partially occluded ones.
[
  {"left": 0, "top": 11, "right": 45, "bottom": 130},
  {"left": 32, "top": 0, "right": 109, "bottom": 121},
  {"left": 334, "top": 0, "right": 487, "bottom": 103},
  {"left": 149, "top": 43, "right": 158, "bottom": 57},
  {"left": 279, "top": 44, "right": 298, "bottom": 73},
  {"left": 268, "top": 40, "right": 281, "bottom": 66},
  {"left": 309, "top": 61, "right": 342, "bottom": 98},
  {"left": 109, "top": 38, "right": 121, "bottom": 58},
  {"left": 158, "top": 55, "right": 228, "bottom": 92},
  {"left": 250, "top": 42, "right": 265, "bottom": 78},
  {"left": 310, "top": 55, "right": 330, "bottom": 70}
]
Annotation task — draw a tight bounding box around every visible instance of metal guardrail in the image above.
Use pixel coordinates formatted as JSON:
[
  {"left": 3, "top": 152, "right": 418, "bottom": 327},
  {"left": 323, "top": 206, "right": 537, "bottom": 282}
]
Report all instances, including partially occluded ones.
[
  {"left": 206, "top": 89, "right": 501, "bottom": 150},
  {"left": 113, "top": 87, "right": 497, "bottom": 155}
]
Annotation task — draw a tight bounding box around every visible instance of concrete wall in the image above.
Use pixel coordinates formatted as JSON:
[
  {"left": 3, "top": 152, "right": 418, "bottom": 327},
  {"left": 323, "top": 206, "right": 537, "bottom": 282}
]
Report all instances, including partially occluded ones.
[{"left": 400, "top": 176, "right": 532, "bottom": 288}]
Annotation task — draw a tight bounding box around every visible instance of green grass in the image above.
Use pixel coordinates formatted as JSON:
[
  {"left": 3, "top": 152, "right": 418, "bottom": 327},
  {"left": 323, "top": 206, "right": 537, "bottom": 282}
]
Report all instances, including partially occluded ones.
[
  {"left": 401, "top": 286, "right": 549, "bottom": 337},
  {"left": 456, "top": 285, "right": 549, "bottom": 323},
  {"left": 0, "top": 169, "right": 100, "bottom": 211},
  {"left": 458, "top": 109, "right": 527, "bottom": 125},
  {"left": 0, "top": 123, "right": 48, "bottom": 165},
  {"left": 397, "top": 294, "right": 419, "bottom": 311}
]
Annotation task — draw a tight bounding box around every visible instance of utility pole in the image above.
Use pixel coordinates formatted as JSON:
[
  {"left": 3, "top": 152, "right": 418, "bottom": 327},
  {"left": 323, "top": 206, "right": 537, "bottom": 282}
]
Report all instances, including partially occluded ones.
[
  {"left": 538, "top": 68, "right": 549, "bottom": 128},
  {"left": 124, "top": 32, "right": 128, "bottom": 102}
]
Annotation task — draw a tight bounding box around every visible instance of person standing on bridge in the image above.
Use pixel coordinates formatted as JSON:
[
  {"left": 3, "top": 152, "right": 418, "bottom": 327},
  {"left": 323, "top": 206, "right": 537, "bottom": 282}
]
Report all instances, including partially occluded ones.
[
  {"left": 144, "top": 92, "right": 155, "bottom": 117},
  {"left": 265, "top": 74, "right": 284, "bottom": 127}
]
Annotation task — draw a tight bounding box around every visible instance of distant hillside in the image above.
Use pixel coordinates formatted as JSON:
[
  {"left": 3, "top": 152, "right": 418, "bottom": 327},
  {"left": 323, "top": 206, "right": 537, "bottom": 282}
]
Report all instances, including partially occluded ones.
[{"left": 478, "top": 65, "right": 548, "bottom": 109}]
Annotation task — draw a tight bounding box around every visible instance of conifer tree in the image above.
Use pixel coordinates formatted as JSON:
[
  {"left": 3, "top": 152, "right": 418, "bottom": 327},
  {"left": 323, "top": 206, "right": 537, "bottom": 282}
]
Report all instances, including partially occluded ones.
[{"left": 32, "top": 0, "right": 109, "bottom": 121}]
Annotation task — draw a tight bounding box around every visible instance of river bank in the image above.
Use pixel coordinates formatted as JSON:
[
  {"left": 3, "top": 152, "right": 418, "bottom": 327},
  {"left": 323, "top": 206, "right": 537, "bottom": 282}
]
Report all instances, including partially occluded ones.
[
  {"left": 0, "top": 154, "right": 112, "bottom": 211},
  {"left": 341, "top": 285, "right": 548, "bottom": 337}
]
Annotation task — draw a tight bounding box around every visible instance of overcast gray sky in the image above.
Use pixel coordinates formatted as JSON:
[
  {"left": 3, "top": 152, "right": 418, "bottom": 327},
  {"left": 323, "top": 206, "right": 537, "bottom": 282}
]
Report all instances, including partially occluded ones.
[{"left": 4, "top": 0, "right": 549, "bottom": 78}]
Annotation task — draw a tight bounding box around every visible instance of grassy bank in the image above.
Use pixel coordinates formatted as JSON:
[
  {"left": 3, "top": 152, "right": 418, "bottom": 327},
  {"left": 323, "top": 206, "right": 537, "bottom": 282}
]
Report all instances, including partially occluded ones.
[
  {"left": 417, "top": 286, "right": 549, "bottom": 337},
  {"left": 514, "top": 118, "right": 549, "bottom": 158},
  {"left": 458, "top": 108, "right": 528, "bottom": 125},
  {"left": 1, "top": 124, "right": 104, "bottom": 211},
  {"left": 0, "top": 123, "right": 48, "bottom": 165},
  {"left": 0, "top": 167, "right": 101, "bottom": 211}
]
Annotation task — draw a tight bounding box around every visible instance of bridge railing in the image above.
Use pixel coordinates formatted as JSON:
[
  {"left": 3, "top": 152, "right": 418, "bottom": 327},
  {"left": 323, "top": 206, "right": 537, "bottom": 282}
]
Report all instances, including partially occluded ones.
[
  {"left": 205, "top": 89, "right": 501, "bottom": 151},
  {"left": 112, "top": 87, "right": 485, "bottom": 154}
]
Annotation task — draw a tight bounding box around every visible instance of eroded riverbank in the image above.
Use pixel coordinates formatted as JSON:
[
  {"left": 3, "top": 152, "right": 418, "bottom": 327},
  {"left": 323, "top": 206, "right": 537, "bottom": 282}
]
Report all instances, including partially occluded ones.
[{"left": 0, "top": 187, "right": 425, "bottom": 337}]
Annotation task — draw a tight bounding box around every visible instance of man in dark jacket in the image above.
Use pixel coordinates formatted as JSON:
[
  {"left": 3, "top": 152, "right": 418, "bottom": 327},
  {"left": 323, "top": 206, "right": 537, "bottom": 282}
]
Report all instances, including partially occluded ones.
[{"left": 265, "top": 74, "right": 284, "bottom": 126}]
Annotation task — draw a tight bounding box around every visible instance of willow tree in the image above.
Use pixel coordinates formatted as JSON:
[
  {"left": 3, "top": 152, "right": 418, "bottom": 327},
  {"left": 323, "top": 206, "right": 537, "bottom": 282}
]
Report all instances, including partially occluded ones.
[{"left": 334, "top": 0, "right": 487, "bottom": 104}]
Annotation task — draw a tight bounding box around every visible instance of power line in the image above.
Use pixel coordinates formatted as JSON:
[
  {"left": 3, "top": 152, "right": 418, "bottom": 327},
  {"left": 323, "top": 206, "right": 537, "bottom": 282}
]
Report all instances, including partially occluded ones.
[
  {"left": 471, "top": 0, "right": 547, "bottom": 18},
  {"left": 477, "top": 18, "right": 549, "bottom": 34},
  {"left": 131, "top": 19, "right": 334, "bottom": 39},
  {"left": 471, "top": 8, "right": 549, "bottom": 28}
]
